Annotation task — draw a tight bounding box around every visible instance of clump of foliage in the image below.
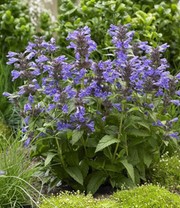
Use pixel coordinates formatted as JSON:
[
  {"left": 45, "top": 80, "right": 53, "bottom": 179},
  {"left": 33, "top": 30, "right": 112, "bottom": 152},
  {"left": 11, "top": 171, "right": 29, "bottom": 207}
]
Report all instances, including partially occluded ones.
[
  {"left": 0, "top": 134, "right": 40, "bottom": 208},
  {"left": 4, "top": 25, "right": 180, "bottom": 194},
  {"left": 57, "top": 0, "right": 180, "bottom": 71},
  {"left": 40, "top": 191, "right": 95, "bottom": 208},
  {"left": 112, "top": 184, "right": 180, "bottom": 208},
  {"left": 151, "top": 152, "right": 180, "bottom": 192},
  {"left": 40, "top": 185, "right": 180, "bottom": 208},
  {"left": 0, "top": 0, "right": 34, "bottom": 60}
]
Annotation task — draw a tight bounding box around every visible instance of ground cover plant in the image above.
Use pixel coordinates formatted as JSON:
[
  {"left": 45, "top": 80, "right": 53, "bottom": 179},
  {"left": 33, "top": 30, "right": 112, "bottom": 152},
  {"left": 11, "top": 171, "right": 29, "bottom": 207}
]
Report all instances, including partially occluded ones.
[
  {"left": 40, "top": 184, "right": 180, "bottom": 208},
  {"left": 4, "top": 24, "right": 180, "bottom": 195}
]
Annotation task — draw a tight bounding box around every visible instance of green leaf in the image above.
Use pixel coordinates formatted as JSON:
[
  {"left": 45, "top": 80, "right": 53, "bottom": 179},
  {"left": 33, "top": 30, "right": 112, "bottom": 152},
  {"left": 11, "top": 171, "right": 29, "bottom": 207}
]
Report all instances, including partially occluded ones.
[
  {"left": 71, "top": 130, "right": 84, "bottom": 145},
  {"left": 127, "top": 106, "right": 142, "bottom": 113},
  {"left": 87, "top": 171, "right": 107, "bottom": 194},
  {"left": 121, "top": 159, "right": 135, "bottom": 183},
  {"left": 95, "top": 135, "right": 119, "bottom": 153},
  {"left": 79, "top": 159, "right": 89, "bottom": 178},
  {"left": 65, "top": 166, "right": 84, "bottom": 185},
  {"left": 143, "top": 152, "right": 152, "bottom": 168},
  {"left": 44, "top": 152, "right": 56, "bottom": 167},
  {"left": 127, "top": 129, "right": 150, "bottom": 137},
  {"left": 137, "top": 122, "right": 150, "bottom": 131}
]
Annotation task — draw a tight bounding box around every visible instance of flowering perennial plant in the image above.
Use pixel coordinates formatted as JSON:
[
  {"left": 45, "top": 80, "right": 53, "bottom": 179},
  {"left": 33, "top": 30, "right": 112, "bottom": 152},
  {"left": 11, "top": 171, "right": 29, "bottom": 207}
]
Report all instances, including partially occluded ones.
[{"left": 4, "top": 25, "right": 180, "bottom": 193}]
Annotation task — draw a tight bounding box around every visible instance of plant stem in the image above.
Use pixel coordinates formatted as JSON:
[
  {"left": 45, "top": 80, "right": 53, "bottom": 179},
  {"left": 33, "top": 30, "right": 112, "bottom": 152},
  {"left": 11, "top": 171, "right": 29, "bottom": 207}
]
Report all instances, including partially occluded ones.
[
  {"left": 55, "top": 137, "right": 65, "bottom": 167},
  {"left": 113, "top": 106, "right": 124, "bottom": 160}
]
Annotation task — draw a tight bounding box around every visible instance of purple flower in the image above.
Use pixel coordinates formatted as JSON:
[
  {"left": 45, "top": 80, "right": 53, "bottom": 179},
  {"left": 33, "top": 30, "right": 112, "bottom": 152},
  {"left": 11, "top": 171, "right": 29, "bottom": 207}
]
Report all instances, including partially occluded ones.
[
  {"left": 3, "top": 92, "right": 12, "bottom": 97},
  {"left": 158, "top": 43, "right": 169, "bottom": 52},
  {"left": 7, "top": 57, "right": 19, "bottom": 65},
  {"left": 112, "top": 103, "right": 122, "bottom": 111},
  {"left": 64, "top": 86, "right": 76, "bottom": 98},
  {"left": 62, "top": 104, "right": 68, "bottom": 113},
  {"left": 57, "top": 122, "right": 71, "bottom": 131},
  {"left": 26, "top": 52, "right": 36, "bottom": 60},
  {"left": 53, "top": 93, "right": 60, "bottom": 102},
  {"left": 28, "top": 94, "right": 34, "bottom": 104},
  {"left": 138, "top": 41, "right": 152, "bottom": 53},
  {"left": 169, "top": 117, "right": 178, "bottom": 123},
  {"left": 24, "top": 103, "right": 32, "bottom": 112},
  {"left": 24, "top": 116, "right": 30, "bottom": 125},
  {"left": 35, "top": 55, "right": 48, "bottom": 63},
  {"left": 31, "top": 68, "right": 41, "bottom": 76},
  {"left": 43, "top": 65, "right": 54, "bottom": 73},
  {"left": 47, "top": 104, "right": 56, "bottom": 111},
  {"left": 11, "top": 70, "right": 21, "bottom": 81},
  {"left": 71, "top": 106, "right": 86, "bottom": 123},
  {"left": 175, "top": 90, "right": 180, "bottom": 96},
  {"left": 168, "top": 132, "right": 179, "bottom": 139},
  {"left": 170, "top": 100, "right": 180, "bottom": 106},
  {"left": 86, "top": 121, "right": 95, "bottom": 132},
  {"left": 24, "top": 138, "right": 31, "bottom": 147},
  {"left": 175, "top": 73, "right": 180, "bottom": 80},
  {"left": 153, "top": 120, "right": 164, "bottom": 127},
  {"left": 154, "top": 71, "right": 170, "bottom": 89},
  {"left": 67, "top": 26, "right": 97, "bottom": 59},
  {"left": 7, "top": 51, "right": 18, "bottom": 58}
]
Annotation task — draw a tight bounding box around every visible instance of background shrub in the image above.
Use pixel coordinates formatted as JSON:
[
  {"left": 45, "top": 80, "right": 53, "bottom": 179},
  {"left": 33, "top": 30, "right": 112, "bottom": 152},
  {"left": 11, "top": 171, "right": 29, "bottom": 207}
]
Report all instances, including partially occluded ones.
[
  {"left": 112, "top": 184, "right": 180, "bottom": 208},
  {"left": 151, "top": 152, "right": 180, "bottom": 192},
  {"left": 56, "top": 0, "right": 180, "bottom": 72},
  {"left": 0, "top": 0, "right": 34, "bottom": 60}
]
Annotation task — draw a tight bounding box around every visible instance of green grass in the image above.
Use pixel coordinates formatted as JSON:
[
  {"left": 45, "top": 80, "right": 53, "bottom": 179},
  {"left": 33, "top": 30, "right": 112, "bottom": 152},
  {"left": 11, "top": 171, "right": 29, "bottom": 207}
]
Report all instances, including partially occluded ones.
[{"left": 0, "top": 133, "right": 41, "bottom": 208}]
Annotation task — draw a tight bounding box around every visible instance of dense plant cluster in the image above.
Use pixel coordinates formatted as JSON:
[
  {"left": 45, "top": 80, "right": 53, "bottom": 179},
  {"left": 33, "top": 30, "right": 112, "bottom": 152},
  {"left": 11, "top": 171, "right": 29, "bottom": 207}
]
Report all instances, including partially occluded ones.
[
  {"left": 151, "top": 152, "right": 180, "bottom": 191},
  {"left": 0, "top": 135, "right": 39, "bottom": 207},
  {"left": 40, "top": 185, "right": 180, "bottom": 208},
  {"left": 0, "top": 0, "right": 180, "bottom": 206},
  {"left": 57, "top": 0, "right": 180, "bottom": 72},
  {"left": 0, "top": 0, "right": 33, "bottom": 60},
  {"left": 4, "top": 24, "right": 180, "bottom": 194}
]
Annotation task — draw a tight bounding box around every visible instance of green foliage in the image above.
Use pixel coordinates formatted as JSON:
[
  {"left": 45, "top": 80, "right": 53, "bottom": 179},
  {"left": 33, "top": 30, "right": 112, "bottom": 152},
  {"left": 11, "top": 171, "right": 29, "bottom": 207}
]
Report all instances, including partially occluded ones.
[
  {"left": 40, "top": 191, "right": 96, "bottom": 208},
  {"left": 112, "top": 184, "right": 180, "bottom": 208},
  {"left": 0, "top": 0, "right": 34, "bottom": 60},
  {"left": 0, "top": 61, "right": 12, "bottom": 113},
  {"left": 57, "top": 0, "right": 180, "bottom": 71},
  {"left": 0, "top": 134, "right": 40, "bottom": 207},
  {"left": 151, "top": 152, "right": 180, "bottom": 191},
  {"left": 40, "top": 185, "right": 180, "bottom": 208}
]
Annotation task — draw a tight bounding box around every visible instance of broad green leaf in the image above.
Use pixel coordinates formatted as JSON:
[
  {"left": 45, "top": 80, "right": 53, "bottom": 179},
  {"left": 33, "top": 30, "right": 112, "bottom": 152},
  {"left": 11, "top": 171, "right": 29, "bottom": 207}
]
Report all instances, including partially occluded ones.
[
  {"left": 65, "top": 166, "right": 83, "bottom": 185},
  {"left": 95, "top": 135, "right": 119, "bottom": 153},
  {"left": 87, "top": 171, "right": 107, "bottom": 194},
  {"left": 143, "top": 152, "right": 152, "bottom": 168},
  {"left": 71, "top": 130, "right": 84, "bottom": 145},
  {"left": 79, "top": 160, "right": 89, "bottom": 178},
  {"left": 127, "top": 106, "right": 142, "bottom": 113},
  {"left": 44, "top": 152, "right": 56, "bottom": 167},
  {"left": 121, "top": 159, "right": 135, "bottom": 183},
  {"left": 137, "top": 122, "right": 150, "bottom": 131},
  {"left": 127, "top": 129, "right": 150, "bottom": 137},
  {"left": 65, "top": 151, "right": 79, "bottom": 166}
]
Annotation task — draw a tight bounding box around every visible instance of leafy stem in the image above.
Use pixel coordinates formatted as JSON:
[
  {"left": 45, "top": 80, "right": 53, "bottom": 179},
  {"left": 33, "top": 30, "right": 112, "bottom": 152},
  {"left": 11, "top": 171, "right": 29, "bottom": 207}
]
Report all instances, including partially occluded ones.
[
  {"left": 113, "top": 104, "right": 125, "bottom": 161},
  {"left": 55, "top": 137, "right": 65, "bottom": 168}
]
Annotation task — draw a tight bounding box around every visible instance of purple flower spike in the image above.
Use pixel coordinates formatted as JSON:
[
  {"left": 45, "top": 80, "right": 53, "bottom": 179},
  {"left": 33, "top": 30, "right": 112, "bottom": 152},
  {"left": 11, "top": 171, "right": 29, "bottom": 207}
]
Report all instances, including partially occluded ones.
[{"left": 67, "top": 26, "right": 97, "bottom": 60}]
